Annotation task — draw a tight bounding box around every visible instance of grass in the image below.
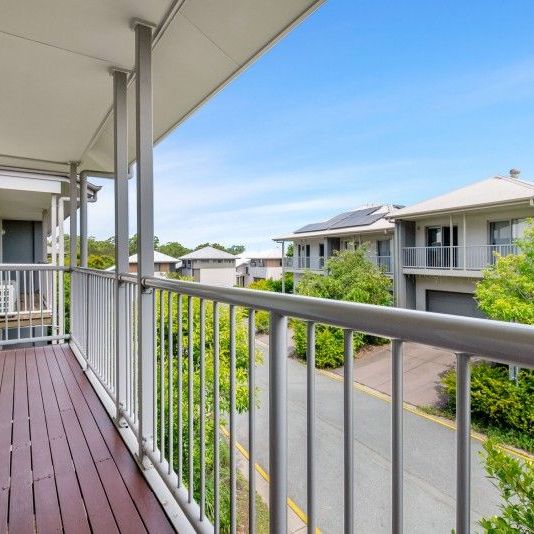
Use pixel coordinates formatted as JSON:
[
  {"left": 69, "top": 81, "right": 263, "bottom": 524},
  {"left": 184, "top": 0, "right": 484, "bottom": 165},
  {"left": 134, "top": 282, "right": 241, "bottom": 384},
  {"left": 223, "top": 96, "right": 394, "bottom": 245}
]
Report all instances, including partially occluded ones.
[
  {"left": 236, "top": 473, "right": 270, "bottom": 533},
  {"left": 420, "top": 405, "right": 534, "bottom": 455}
]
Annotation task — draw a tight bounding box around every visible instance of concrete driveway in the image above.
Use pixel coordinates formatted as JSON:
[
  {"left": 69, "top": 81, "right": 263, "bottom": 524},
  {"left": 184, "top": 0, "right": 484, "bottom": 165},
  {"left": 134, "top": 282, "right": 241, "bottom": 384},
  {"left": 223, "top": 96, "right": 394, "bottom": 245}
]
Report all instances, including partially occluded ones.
[
  {"left": 236, "top": 340, "right": 499, "bottom": 534},
  {"left": 332, "top": 342, "right": 456, "bottom": 407}
]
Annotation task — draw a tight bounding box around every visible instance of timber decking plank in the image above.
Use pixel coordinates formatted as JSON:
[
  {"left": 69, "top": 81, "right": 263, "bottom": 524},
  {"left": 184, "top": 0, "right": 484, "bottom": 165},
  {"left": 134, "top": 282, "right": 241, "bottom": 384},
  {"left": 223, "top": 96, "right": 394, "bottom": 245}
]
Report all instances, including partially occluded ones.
[
  {"left": 36, "top": 347, "right": 90, "bottom": 534},
  {"left": 26, "top": 347, "right": 62, "bottom": 533},
  {"left": 0, "top": 351, "right": 15, "bottom": 533},
  {"left": 52, "top": 346, "right": 147, "bottom": 534},
  {"left": 44, "top": 346, "right": 119, "bottom": 534},
  {"left": 9, "top": 349, "right": 34, "bottom": 534},
  {"left": 61, "top": 345, "right": 175, "bottom": 534}
]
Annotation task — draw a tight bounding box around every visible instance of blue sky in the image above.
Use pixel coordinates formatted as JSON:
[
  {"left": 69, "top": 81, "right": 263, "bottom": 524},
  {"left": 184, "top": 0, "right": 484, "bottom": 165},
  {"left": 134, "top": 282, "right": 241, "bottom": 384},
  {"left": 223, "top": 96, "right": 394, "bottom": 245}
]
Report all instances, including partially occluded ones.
[{"left": 88, "top": 0, "right": 534, "bottom": 250}]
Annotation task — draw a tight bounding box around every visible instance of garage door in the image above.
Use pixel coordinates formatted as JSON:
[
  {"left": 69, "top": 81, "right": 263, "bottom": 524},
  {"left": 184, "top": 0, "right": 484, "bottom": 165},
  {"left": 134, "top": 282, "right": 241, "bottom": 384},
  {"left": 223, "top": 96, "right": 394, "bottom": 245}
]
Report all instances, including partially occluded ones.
[{"left": 426, "top": 290, "right": 485, "bottom": 318}]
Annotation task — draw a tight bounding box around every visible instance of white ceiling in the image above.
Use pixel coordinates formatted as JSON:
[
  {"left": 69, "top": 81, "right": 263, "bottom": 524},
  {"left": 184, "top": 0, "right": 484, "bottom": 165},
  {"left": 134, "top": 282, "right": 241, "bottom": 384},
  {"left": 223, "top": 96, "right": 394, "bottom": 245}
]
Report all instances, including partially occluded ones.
[{"left": 0, "top": 0, "right": 324, "bottom": 175}]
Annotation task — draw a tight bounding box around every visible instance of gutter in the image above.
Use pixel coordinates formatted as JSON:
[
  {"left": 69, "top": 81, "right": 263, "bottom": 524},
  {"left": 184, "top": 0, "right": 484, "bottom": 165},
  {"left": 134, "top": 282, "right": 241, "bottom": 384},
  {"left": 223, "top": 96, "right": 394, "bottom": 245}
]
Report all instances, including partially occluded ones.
[{"left": 388, "top": 198, "right": 534, "bottom": 222}]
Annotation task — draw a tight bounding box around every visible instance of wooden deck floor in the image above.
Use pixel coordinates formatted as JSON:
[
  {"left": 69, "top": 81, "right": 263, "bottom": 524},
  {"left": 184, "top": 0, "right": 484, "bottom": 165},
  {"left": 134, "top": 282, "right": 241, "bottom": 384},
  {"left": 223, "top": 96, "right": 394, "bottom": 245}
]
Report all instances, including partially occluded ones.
[{"left": 0, "top": 344, "right": 175, "bottom": 533}]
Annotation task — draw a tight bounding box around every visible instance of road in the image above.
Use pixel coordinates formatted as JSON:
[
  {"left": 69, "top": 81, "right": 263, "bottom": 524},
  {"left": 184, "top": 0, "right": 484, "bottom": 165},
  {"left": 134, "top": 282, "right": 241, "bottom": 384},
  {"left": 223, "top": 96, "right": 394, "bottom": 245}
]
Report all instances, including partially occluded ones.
[{"left": 236, "top": 340, "right": 500, "bottom": 533}]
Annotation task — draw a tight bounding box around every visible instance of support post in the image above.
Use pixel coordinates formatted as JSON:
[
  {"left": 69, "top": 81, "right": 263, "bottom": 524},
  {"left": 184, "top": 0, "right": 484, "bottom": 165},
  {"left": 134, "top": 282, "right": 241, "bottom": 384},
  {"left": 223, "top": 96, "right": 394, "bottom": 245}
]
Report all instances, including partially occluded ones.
[
  {"left": 393, "top": 221, "right": 404, "bottom": 307},
  {"left": 50, "top": 194, "right": 58, "bottom": 339},
  {"left": 80, "top": 174, "right": 88, "bottom": 267},
  {"left": 463, "top": 212, "right": 467, "bottom": 270},
  {"left": 135, "top": 21, "right": 155, "bottom": 460},
  {"left": 42, "top": 210, "right": 49, "bottom": 262},
  {"left": 281, "top": 240, "right": 286, "bottom": 293},
  {"left": 449, "top": 214, "right": 454, "bottom": 270},
  {"left": 113, "top": 68, "right": 129, "bottom": 422},
  {"left": 58, "top": 198, "right": 65, "bottom": 337},
  {"left": 456, "top": 353, "right": 471, "bottom": 534},
  {"left": 69, "top": 162, "right": 78, "bottom": 267},
  {"left": 269, "top": 312, "right": 288, "bottom": 534}
]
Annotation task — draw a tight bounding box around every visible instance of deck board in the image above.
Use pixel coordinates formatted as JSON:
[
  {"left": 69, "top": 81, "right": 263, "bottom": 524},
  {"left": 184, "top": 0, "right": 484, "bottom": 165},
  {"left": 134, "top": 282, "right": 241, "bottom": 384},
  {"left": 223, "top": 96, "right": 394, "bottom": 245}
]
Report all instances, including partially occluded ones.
[
  {"left": 60, "top": 345, "right": 175, "bottom": 534},
  {"left": 0, "top": 351, "right": 15, "bottom": 533},
  {"left": 10, "top": 349, "right": 34, "bottom": 534},
  {"left": 0, "top": 345, "right": 174, "bottom": 533}
]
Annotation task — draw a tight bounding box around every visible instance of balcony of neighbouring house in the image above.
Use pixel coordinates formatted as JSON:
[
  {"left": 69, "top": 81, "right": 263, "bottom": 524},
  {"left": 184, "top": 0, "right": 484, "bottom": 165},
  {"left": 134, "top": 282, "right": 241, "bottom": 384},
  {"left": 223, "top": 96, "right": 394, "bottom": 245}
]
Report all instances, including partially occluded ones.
[
  {"left": 284, "top": 254, "right": 393, "bottom": 274},
  {"left": 402, "top": 244, "right": 519, "bottom": 277}
]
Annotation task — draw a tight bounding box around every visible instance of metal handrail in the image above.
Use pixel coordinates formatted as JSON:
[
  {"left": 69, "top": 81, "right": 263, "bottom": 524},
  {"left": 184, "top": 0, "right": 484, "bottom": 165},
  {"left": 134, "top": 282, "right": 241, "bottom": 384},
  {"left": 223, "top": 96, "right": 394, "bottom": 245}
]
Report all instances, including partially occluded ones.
[
  {"left": 69, "top": 267, "right": 534, "bottom": 534},
  {"left": 143, "top": 275, "right": 534, "bottom": 367}
]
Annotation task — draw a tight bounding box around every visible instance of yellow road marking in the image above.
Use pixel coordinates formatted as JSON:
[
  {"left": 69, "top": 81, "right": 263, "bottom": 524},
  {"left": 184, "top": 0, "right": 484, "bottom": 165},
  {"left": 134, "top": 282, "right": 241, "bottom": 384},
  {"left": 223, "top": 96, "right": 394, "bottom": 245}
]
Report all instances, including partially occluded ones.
[
  {"left": 220, "top": 425, "right": 321, "bottom": 532},
  {"left": 318, "top": 368, "right": 533, "bottom": 463}
]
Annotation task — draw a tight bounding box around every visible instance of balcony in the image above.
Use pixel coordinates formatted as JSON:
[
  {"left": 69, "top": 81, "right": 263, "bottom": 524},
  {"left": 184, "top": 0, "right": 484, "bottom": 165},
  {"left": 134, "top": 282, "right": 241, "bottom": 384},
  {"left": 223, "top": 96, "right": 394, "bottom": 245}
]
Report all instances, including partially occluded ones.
[
  {"left": 2, "top": 262, "right": 533, "bottom": 532},
  {"left": 283, "top": 256, "right": 325, "bottom": 271},
  {"left": 284, "top": 255, "right": 392, "bottom": 274},
  {"left": 402, "top": 244, "right": 519, "bottom": 276}
]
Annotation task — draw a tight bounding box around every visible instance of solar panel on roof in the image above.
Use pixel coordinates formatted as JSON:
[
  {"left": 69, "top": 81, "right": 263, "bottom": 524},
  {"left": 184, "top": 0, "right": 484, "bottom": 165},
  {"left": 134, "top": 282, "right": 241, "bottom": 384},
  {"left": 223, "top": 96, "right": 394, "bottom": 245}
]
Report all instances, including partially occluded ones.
[{"left": 294, "top": 206, "right": 381, "bottom": 233}]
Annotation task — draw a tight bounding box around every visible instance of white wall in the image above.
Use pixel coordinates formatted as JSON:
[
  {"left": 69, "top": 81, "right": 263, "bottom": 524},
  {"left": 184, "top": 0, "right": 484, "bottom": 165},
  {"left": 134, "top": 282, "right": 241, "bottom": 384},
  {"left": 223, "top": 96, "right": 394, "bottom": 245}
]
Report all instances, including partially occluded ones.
[{"left": 197, "top": 267, "right": 236, "bottom": 287}]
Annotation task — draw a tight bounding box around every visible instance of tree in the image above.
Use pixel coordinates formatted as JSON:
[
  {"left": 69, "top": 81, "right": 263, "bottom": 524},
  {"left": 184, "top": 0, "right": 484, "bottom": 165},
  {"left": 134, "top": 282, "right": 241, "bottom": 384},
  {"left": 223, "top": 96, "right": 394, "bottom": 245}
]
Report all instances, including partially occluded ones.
[
  {"left": 226, "top": 244, "right": 245, "bottom": 255},
  {"left": 158, "top": 241, "right": 191, "bottom": 259},
  {"left": 286, "top": 243, "right": 294, "bottom": 257},
  {"left": 475, "top": 221, "right": 534, "bottom": 325},
  {"left": 479, "top": 440, "right": 534, "bottom": 532},
  {"left": 293, "top": 248, "right": 393, "bottom": 368},
  {"left": 129, "top": 234, "right": 160, "bottom": 255}
]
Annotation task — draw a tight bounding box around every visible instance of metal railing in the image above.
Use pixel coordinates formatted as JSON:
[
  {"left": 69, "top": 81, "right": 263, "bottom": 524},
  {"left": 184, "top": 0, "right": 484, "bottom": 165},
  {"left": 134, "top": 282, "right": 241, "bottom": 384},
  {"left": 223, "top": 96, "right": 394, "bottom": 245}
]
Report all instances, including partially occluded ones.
[
  {"left": 71, "top": 268, "right": 117, "bottom": 397},
  {"left": 0, "top": 263, "right": 66, "bottom": 346},
  {"left": 66, "top": 268, "right": 534, "bottom": 533},
  {"left": 403, "top": 244, "right": 519, "bottom": 271},
  {"left": 284, "top": 255, "right": 392, "bottom": 273},
  {"left": 283, "top": 256, "right": 325, "bottom": 270}
]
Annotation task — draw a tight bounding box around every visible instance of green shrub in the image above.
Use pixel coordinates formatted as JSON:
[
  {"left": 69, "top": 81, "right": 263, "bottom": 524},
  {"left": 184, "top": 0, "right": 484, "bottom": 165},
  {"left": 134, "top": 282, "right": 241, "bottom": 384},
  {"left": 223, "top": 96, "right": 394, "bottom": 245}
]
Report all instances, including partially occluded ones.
[
  {"left": 155, "top": 294, "right": 261, "bottom": 532},
  {"left": 441, "top": 362, "right": 534, "bottom": 438},
  {"left": 254, "top": 310, "right": 270, "bottom": 334},
  {"left": 479, "top": 440, "right": 534, "bottom": 533},
  {"left": 293, "top": 320, "right": 365, "bottom": 368},
  {"left": 293, "top": 248, "right": 392, "bottom": 368}
]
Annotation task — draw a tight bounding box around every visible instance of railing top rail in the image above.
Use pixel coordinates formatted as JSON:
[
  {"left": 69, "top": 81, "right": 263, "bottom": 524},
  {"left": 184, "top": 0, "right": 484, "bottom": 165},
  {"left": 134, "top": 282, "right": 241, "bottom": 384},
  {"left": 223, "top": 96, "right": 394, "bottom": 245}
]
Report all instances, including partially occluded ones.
[
  {"left": 403, "top": 244, "right": 517, "bottom": 249},
  {"left": 0, "top": 263, "right": 67, "bottom": 271},
  {"left": 142, "top": 275, "right": 534, "bottom": 367},
  {"left": 73, "top": 266, "right": 117, "bottom": 278}
]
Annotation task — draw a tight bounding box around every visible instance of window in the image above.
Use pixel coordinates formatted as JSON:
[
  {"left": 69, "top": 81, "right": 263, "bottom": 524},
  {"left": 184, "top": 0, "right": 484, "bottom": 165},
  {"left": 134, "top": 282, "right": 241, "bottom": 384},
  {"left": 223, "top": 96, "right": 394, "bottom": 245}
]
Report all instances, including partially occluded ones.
[
  {"left": 377, "top": 240, "right": 390, "bottom": 257},
  {"left": 490, "top": 218, "right": 526, "bottom": 245}
]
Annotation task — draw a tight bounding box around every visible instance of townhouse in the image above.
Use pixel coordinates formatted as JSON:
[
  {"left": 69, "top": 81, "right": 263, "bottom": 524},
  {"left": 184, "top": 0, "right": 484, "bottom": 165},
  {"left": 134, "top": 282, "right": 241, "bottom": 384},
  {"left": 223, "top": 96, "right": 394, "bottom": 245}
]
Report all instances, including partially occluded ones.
[
  {"left": 274, "top": 204, "right": 400, "bottom": 285},
  {"left": 391, "top": 171, "right": 534, "bottom": 318}
]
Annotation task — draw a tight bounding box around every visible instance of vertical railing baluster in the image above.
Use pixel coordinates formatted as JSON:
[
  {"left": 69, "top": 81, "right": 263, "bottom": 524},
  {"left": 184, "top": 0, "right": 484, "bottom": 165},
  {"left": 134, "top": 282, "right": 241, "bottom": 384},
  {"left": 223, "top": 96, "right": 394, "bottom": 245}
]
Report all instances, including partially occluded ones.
[
  {"left": 16, "top": 271, "right": 21, "bottom": 339},
  {"left": 213, "top": 301, "right": 220, "bottom": 533},
  {"left": 39, "top": 270, "right": 44, "bottom": 337},
  {"left": 153, "top": 289, "right": 158, "bottom": 452},
  {"left": 269, "top": 311, "right": 288, "bottom": 534},
  {"left": 199, "top": 298, "right": 206, "bottom": 521},
  {"left": 307, "top": 321, "right": 316, "bottom": 534},
  {"left": 248, "top": 309, "right": 256, "bottom": 534},
  {"left": 168, "top": 291, "right": 174, "bottom": 475},
  {"left": 344, "top": 329, "right": 354, "bottom": 534},
  {"left": 229, "top": 304, "right": 237, "bottom": 534},
  {"left": 160, "top": 289, "right": 165, "bottom": 463},
  {"left": 456, "top": 353, "right": 471, "bottom": 534},
  {"left": 391, "top": 339, "right": 404, "bottom": 534},
  {"left": 188, "top": 296, "right": 194, "bottom": 502},
  {"left": 177, "top": 294, "right": 183, "bottom": 487}
]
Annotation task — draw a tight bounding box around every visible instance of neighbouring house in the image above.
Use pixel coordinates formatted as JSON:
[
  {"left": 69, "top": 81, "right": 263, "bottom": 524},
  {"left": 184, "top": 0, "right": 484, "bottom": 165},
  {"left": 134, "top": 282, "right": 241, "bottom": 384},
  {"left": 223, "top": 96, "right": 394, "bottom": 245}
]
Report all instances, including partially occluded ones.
[
  {"left": 390, "top": 170, "right": 534, "bottom": 318},
  {"left": 236, "top": 248, "right": 283, "bottom": 287},
  {"left": 179, "top": 246, "right": 238, "bottom": 287},
  {"left": 274, "top": 204, "right": 401, "bottom": 286},
  {"left": 0, "top": 169, "right": 99, "bottom": 343},
  {"left": 126, "top": 250, "right": 180, "bottom": 276}
]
